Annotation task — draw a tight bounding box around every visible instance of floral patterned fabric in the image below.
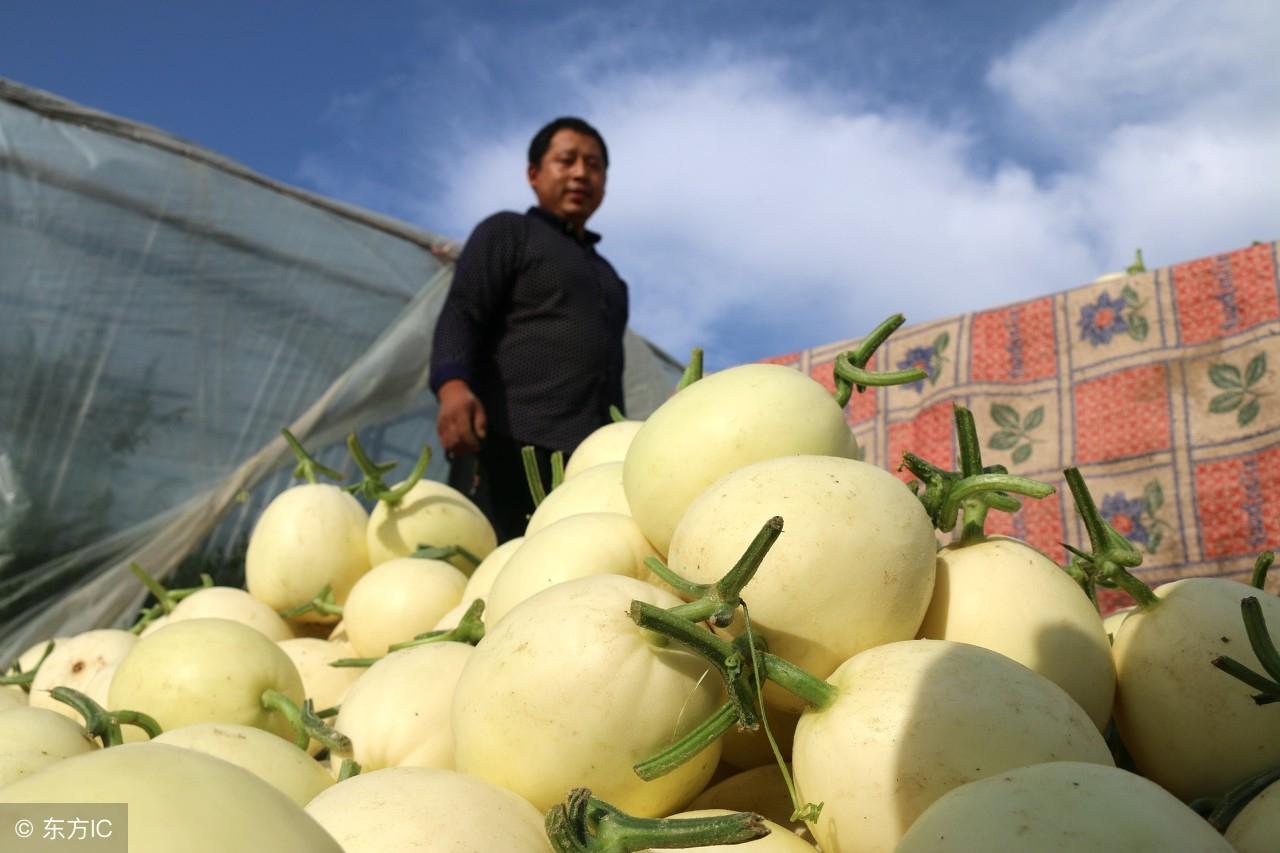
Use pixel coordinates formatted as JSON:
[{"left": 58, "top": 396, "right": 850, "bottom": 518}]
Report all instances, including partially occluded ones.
[{"left": 762, "top": 241, "right": 1280, "bottom": 613}]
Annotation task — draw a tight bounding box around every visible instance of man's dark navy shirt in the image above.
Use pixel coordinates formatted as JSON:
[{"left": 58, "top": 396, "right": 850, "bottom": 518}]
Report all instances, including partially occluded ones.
[{"left": 429, "top": 206, "right": 629, "bottom": 452}]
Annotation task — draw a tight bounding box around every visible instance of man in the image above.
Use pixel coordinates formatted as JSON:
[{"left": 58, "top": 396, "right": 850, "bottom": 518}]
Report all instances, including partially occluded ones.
[{"left": 429, "top": 117, "right": 628, "bottom": 541}]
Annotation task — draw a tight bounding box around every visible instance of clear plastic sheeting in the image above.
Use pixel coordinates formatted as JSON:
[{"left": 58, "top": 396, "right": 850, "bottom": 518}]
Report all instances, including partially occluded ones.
[{"left": 0, "top": 79, "right": 683, "bottom": 661}]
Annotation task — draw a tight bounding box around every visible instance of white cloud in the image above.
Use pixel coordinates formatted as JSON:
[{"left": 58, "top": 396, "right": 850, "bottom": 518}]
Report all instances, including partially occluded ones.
[
  {"left": 987, "top": 0, "right": 1279, "bottom": 147},
  {"left": 313, "top": 0, "right": 1279, "bottom": 367}
]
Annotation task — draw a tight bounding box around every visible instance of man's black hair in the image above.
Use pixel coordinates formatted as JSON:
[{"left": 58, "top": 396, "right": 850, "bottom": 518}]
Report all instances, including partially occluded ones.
[{"left": 528, "top": 117, "right": 609, "bottom": 169}]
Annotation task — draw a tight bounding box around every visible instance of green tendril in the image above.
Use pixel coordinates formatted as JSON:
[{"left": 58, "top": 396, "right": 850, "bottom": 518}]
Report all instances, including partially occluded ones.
[{"left": 742, "top": 603, "right": 823, "bottom": 823}]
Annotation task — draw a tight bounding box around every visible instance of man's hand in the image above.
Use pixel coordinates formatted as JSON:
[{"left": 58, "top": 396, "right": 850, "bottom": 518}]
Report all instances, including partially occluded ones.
[{"left": 436, "top": 379, "right": 487, "bottom": 455}]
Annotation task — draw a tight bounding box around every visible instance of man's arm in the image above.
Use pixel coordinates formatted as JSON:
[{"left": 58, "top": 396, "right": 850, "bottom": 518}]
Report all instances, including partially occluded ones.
[{"left": 429, "top": 213, "right": 523, "bottom": 456}]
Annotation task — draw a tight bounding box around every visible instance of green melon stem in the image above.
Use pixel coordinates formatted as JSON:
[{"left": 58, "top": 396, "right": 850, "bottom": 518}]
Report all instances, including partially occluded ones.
[
  {"left": 1206, "top": 765, "right": 1280, "bottom": 833},
  {"left": 629, "top": 601, "right": 757, "bottom": 729},
  {"left": 129, "top": 562, "right": 177, "bottom": 614},
  {"left": 665, "top": 517, "right": 784, "bottom": 627},
  {"left": 522, "top": 445, "right": 549, "bottom": 507},
  {"left": 608, "top": 405, "right": 627, "bottom": 423},
  {"left": 1251, "top": 551, "right": 1275, "bottom": 590},
  {"left": 378, "top": 445, "right": 432, "bottom": 503},
  {"left": 632, "top": 702, "right": 739, "bottom": 781},
  {"left": 1212, "top": 654, "right": 1280, "bottom": 703},
  {"left": 629, "top": 597, "right": 836, "bottom": 780},
  {"left": 128, "top": 566, "right": 215, "bottom": 633},
  {"left": 643, "top": 556, "right": 704, "bottom": 598},
  {"left": 389, "top": 599, "right": 486, "bottom": 650},
  {"left": 677, "top": 347, "right": 705, "bottom": 391},
  {"left": 261, "top": 688, "right": 350, "bottom": 755},
  {"left": 1062, "top": 467, "right": 1159, "bottom": 610},
  {"left": 1061, "top": 557, "right": 1100, "bottom": 609},
  {"left": 331, "top": 599, "right": 486, "bottom": 667},
  {"left": 411, "top": 543, "right": 482, "bottom": 570},
  {"left": 1212, "top": 596, "right": 1280, "bottom": 705},
  {"left": 277, "top": 584, "right": 343, "bottom": 619},
  {"left": 50, "top": 686, "right": 161, "bottom": 746},
  {"left": 759, "top": 651, "right": 839, "bottom": 710},
  {"left": 901, "top": 431, "right": 1053, "bottom": 543},
  {"left": 545, "top": 788, "right": 768, "bottom": 853},
  {"left": 832, "top": 314, "right": 926, "bottom": 408},
  {"left": 1241, "top": 596, "right": 1280, "bottom": 684},
  {"left": 281, "top": 428, "right": 346, "bottom": 484},
  {"left": 953, "top": 405, "right": 990, "bottom": 544},
  {"left": 1126, "top": 248, "right": 1146, "bottom": 275},
  {"left": 0, "top": 640, "right": 55, "bottom": 691},
  {"left": 346, "top": 432, "right": 430, "bottom": 504},
  {"left": 302, "top": 698, "right": 353, "bottom": 757},
  {"left": 551, "top": 450, "right": 566, "bottom": 490}
]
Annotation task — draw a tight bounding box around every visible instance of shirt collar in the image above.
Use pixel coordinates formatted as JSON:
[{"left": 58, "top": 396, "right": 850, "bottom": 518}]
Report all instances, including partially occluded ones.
[{"left": 528, "top": 206, "right": 602, "bottom": 246}]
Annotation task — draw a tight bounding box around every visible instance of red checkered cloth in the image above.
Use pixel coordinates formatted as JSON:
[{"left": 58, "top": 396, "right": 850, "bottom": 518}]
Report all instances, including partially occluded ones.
[{"left": 767, "top": 242, "right": 1280, "bottom": 614}]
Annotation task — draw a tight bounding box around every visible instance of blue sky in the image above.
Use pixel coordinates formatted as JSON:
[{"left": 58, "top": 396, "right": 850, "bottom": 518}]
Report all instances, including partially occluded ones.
[{"left": 5, "top": 0, "right": 1278, "bottom": 367}]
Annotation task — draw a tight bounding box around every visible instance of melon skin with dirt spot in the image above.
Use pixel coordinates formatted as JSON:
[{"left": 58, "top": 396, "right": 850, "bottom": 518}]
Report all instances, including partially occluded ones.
[
  {"left": 623, "top": 363, "right": 858, "bottom": 556},
  {"left": 27, "top": 629, "right": 138, "bottom": 722}
]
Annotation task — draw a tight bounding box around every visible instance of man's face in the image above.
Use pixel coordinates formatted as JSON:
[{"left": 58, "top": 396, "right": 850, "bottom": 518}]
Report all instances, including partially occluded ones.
[{"left": 528, "top": 129, "right": 606, "bottom": 230}]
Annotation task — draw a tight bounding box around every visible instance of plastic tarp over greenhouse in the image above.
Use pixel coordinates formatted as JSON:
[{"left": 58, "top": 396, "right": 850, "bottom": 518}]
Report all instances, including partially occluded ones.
[{"left": 0, "top": 78, "right": 683, "bottom": 660}]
